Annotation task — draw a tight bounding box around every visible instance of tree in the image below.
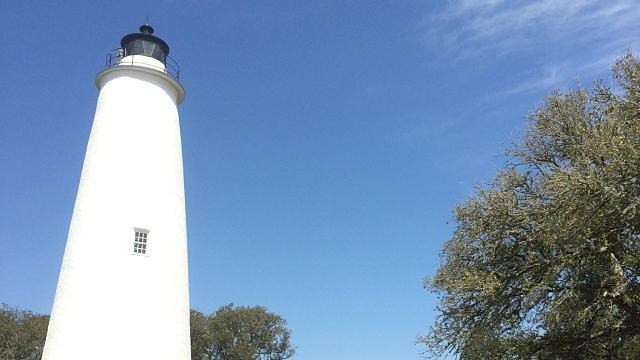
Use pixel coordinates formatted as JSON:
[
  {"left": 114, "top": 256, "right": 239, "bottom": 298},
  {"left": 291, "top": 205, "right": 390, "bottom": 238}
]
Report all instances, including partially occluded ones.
[
  {"left": 0, "top": 304, "right": 49, "bottom": 360},
  {"left": 191, "top": 309, "right": 212, "bottom": 359},
  {"left": 422, "top": 53, "right": 640, "bottom": 359},
  {"left": 191, "top": 304, "right": 295, "bottom": 360}
]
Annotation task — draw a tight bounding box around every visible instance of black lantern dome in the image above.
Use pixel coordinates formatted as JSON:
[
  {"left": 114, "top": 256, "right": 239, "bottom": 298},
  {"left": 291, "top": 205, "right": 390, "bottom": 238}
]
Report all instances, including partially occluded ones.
[{"left": 120, "top": 24, "right": 170, "bottom": 64}]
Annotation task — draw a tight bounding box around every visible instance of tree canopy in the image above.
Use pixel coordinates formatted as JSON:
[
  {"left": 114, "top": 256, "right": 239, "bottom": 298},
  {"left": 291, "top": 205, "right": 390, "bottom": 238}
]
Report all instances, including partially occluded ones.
[
  {"left": 0, "top": 304, "right": 49, "bottom": 360},
  {"left": 191, "top": 304, "right": 295, "bottom": 360},
  {"left": 422, "top": 54, "right": 640, "bottom": 359}
]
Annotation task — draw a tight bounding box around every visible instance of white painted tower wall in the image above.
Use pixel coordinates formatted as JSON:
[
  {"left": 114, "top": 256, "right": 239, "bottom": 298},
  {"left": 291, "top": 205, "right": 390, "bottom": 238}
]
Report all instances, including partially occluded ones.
[{"left": 43, "top": 52, "right": 190, "bottom": 360}]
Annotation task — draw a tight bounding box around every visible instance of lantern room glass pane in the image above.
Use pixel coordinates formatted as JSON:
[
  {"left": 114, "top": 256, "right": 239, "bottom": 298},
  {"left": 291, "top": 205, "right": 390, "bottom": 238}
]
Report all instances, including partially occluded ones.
[{"left": 124, "top": 39, "right": 166, "bottom": 64}]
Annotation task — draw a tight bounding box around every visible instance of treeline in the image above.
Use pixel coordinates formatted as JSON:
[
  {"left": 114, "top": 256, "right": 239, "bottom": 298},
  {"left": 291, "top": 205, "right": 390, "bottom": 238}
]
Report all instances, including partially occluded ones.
[{"left": 0, "top": 303, "right": 294, "bottom": 360}]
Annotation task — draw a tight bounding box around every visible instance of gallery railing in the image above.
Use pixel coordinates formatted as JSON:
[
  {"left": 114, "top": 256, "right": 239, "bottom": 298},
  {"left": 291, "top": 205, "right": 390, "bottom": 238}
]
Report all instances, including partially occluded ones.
[{"left": 104, "top": 48, "right": 180, "bottom": 81}]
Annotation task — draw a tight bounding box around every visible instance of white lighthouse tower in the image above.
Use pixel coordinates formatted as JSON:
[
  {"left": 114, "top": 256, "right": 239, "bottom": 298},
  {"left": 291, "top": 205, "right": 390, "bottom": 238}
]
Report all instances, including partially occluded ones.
[{"left": 42, "top": 24, "right": 190, "bottom": 360}]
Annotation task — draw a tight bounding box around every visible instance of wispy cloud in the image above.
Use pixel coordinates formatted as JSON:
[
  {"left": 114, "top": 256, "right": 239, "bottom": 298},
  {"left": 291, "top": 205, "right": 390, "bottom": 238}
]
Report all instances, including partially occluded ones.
[
  {"left": 430, "top": 0, "right": 640, "bottom": 55},
  {"left": 422, "top": 0, "right": 640, "bottom": 96},
  {"left": 503, "top": 67, "right": 562, "bottom": 95}
]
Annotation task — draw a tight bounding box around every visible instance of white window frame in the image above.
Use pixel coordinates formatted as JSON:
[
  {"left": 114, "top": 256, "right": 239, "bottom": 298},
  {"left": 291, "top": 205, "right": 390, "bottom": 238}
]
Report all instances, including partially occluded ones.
[{"left": 133, "top": 228, "right": 150, "bottom": 256}]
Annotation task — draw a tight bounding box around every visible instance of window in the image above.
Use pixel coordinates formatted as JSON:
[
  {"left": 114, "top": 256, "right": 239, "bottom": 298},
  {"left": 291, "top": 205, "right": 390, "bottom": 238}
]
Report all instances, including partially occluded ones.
[{"left": 133, "top": 230, "right": 148, "bottom": 255}]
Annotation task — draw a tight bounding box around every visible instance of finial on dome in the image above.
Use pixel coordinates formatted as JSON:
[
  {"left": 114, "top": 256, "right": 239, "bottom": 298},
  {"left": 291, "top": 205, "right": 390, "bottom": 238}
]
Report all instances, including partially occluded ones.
[{"left": 140, "top": 23, "right": 154, "bottom": 34}]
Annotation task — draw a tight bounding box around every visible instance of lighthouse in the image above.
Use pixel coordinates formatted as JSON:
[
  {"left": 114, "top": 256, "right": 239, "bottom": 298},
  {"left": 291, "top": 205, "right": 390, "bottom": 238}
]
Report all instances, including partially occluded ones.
[{"left": 42, "top": 24, "right": 190, "bottom": 360}]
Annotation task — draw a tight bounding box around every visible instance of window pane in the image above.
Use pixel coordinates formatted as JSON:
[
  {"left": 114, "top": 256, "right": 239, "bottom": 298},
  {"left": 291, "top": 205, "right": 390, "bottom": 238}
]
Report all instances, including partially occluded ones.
[{"left": 133, "top": 230, "right": 149, "bottom": 255}]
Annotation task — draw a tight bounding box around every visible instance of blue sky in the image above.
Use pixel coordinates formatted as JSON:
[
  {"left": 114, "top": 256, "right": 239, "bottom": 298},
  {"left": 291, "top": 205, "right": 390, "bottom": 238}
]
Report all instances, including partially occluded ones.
[{"left": 1, "top": 1, "right": 638, "bottom": 359}]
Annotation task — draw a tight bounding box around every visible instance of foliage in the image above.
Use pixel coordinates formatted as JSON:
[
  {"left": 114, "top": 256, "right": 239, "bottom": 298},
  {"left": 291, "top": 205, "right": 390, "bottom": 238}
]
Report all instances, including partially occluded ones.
[
  {"left": 191, "top": 304, "right": 295, "bottom": 360},
  {"left": 191, "top": 309, "right": 213, "bottom": 360},
  {"left": 0, "top": 304, "right": 49, "bottom": 360},
  {"left": 422, "top": 53, "right": 640, "bottom": 359}
]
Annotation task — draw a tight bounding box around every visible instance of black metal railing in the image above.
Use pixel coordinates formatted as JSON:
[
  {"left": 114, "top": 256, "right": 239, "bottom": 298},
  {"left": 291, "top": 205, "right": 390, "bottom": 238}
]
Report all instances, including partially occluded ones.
[{"left": 104, "top": 48, "right": 180, "bottom": 81}]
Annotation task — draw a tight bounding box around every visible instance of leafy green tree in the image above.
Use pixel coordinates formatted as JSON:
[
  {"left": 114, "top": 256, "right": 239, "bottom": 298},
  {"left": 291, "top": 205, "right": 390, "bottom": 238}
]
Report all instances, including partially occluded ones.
[
  {"left": 422, "top": 54, "right": 640, "bottom": 359},
  {"left": 191, "top": 304, "right": 295, "bottom": 360},
  {"left": 0, "top": 304, "right": 49, "bottom": 360},
  {"left": 191, "top": 309, "right": 212, "bottom": 360}
]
